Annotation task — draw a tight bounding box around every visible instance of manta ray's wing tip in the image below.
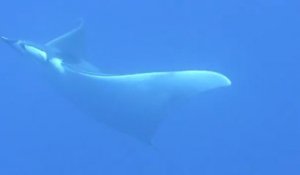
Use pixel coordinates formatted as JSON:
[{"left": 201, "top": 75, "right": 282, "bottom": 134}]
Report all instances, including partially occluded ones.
[
  {"left": 223, "top": 75, "right": 232, "bottom": 86},
  {"left": 208, "top": 71, "right": 232, "bottom": 87}
]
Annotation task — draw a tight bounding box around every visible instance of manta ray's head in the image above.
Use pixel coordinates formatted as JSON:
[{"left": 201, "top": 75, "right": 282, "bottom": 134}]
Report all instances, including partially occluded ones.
[
  {"left": 1, "top": 36, "right": 49, "bottom": 63},
  {"left": 1, "top": 23, "right": 84, "bottom": 74},
  {"left": 1, "top": 36, "right": 66, "bottom": 73}
]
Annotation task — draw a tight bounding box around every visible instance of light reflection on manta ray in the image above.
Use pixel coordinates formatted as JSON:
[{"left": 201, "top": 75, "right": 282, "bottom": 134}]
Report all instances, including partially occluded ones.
[{"left": 1, "top": 23, "right": 231, "bottom": 144}]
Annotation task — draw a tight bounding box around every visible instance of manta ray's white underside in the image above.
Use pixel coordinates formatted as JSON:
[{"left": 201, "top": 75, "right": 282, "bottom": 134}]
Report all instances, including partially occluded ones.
[
  {"left": 3, "top": 23, "right": 232, "bottom": 143},
  {"left": 56, "top": 66, "right": 231, "bottom": 143}
]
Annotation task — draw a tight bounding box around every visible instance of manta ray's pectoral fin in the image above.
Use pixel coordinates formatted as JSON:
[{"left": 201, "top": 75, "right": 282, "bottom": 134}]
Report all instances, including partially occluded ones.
[
  {"left": 46, "top": 21, "right": 100, "bottom": 73},
  {"left": 46, "top": 21, "right": 85, "bottom": 63}
]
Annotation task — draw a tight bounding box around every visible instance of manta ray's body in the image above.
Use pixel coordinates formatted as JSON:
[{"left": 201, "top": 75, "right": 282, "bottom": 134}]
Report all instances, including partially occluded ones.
[{"left": 1, "top": 24, "right": 231, "bottom": 143}]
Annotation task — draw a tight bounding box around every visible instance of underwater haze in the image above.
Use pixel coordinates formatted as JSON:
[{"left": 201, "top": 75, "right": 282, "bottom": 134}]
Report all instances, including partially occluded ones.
[{"left": 0, "top": 0, "right": 299, "bottom": 175}]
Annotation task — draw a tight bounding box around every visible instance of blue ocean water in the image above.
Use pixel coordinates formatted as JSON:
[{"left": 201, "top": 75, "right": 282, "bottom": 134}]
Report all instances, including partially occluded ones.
[{"left": 0, "top": 0, "right": 299, "bottom": 175}]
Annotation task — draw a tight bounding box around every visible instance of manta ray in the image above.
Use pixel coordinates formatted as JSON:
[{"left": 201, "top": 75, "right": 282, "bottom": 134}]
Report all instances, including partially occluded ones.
[{"left": 1, "top": 23, "right": 231, "bottom": 143}]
